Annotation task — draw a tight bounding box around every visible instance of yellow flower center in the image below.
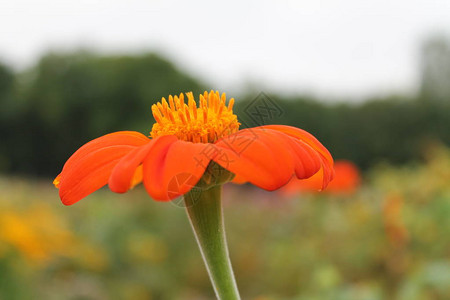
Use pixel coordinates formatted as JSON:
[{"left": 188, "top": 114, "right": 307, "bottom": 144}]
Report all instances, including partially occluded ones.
[{"left": 150, "top": 91, "right": 240, "bottom": 143}]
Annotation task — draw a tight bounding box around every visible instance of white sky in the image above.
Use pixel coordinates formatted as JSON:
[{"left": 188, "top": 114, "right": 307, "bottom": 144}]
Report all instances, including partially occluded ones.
[{"left": 1, "top": 0, "right": 450, "bottom": 99}]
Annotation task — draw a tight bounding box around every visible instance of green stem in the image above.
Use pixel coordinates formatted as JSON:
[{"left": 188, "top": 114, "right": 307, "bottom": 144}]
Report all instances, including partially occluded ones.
[{"left": 184, "top": 185, "right": 241, "bottom": 300}]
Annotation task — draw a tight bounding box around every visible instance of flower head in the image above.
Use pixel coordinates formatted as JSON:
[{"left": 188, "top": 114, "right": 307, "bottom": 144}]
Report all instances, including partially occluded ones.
[
  {"left": 54, "top": 91, "right": 334, "bottom": 205},
  {"left": 150, "top": 91, "right": 239, "bottom": 143}
]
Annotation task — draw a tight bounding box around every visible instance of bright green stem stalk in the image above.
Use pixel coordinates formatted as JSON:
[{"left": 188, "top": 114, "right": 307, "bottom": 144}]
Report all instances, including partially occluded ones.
[{"left": 184, "top": 185, "right": 241, "bottom": 300}]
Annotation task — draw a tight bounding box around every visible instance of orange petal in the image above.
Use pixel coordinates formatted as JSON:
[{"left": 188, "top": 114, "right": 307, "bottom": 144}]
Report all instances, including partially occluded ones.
[
  {"left": 260, "top": 125, "right": 334, "bottom": 189},
  {"left": 143, "top": 138, "right": 211, "bottom": 201},
  {"left": 57, "top": 131, "right": 149, "bottom": 175},
  {"left": 261, "top": 125, "right": 333, "bottom": 164},
  {"left": 130, "top": 165, "right": 144, "bottom": 189},
  {"left": 213, "top": 128, "right": 295, "bottom": 191},
  {"left": 59, "top": 145, "right": 136, "bottom": 205},
  {"left": 56, "top": 131, "right": 150, "bottom": 205},
  {"left": 231, "top": 173, "right": 247, "bottom": 184},
  {"left": 320, "top": 157, "right": 335, "bottom": 189},
  {"left": 276, "top": 134, "right": 322, "bottom": 179},
  {"left": 108, "top": 140, "right": 156, "bottom": 193}
]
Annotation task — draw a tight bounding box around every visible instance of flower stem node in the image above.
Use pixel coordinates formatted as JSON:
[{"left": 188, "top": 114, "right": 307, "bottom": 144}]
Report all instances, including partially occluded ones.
[{"left": 196, "top": 162, "right": 235, "bottom": 190}]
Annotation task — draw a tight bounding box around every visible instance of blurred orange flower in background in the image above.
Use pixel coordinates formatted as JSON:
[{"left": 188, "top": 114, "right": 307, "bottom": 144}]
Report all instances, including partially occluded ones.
[
  {"left": 54, "top": 91, "right": 334, "bottom": 205},
  {"left": 281, "top": 160, "right": 360, "bottom": 196}
]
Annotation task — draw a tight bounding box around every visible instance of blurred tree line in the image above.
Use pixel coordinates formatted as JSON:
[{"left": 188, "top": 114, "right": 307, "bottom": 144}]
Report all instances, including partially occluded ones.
[{"left": 0, "top": 37, "right": 449, "bottom": 177}]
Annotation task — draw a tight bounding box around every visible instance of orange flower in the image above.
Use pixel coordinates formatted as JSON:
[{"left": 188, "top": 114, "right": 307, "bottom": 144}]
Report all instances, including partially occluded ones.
[
  {"left": 54, "top": 91, "right": 334, "bottom": 205},
  {"left": 281, "top": 160, "right": 359, "bottom": 196}
]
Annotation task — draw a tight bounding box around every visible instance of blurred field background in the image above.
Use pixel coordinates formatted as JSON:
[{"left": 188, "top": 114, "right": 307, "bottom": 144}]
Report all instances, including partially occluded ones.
[
  {"left": 1, "top": 1, "right": 450, "bottom": 299},
  {"left": 0, "top": 147, "right": 449, "bottom": 300}
]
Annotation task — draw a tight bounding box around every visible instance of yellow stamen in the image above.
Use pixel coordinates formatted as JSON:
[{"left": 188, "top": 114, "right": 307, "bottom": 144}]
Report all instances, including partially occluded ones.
[
  {"left": 151, "top": 105, "right": 163, "bottom": 124},
  {"left": 184, "top": 104, "right": 191, "bottom": 122},
  {"left": 178, "top": 110, "right": 187, "bottom": 125},
  {"left": 150, "top": 91, "right": 240, "bottom": 143},
  {"left": 228, "top": 98, "right": 235, "bottom": 111},
  {"left": 188, "top": 94, "right": 198, "bottom": 120},
  {"left": 162, "top": 97, "right": 169, "bottom": 110},
  {"left": 179, "top": 93, "right": 185, "bottom": 106},
  {"left": 169, "top": 95, "right": 175, "bottom": 111},
  {"left": 157, "top": 102, "right": 164, "bottom": 116}
]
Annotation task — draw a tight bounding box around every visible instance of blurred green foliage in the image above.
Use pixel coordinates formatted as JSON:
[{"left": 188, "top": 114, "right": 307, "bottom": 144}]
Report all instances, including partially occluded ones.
[{"left": 0, "top": 145, "right": 449, "bottom": 299}]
